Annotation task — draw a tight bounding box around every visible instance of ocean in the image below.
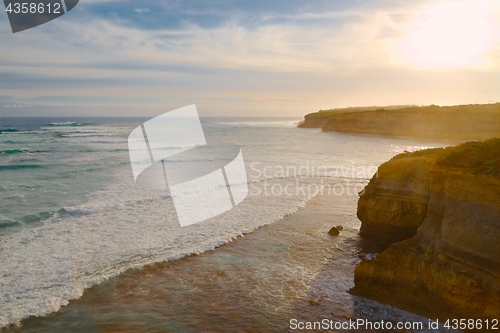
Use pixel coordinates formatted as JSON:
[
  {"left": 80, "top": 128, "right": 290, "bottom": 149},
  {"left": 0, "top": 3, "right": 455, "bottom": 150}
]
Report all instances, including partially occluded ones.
[{"left": 0, "top": 117, "right": 455, "bottom": 332}]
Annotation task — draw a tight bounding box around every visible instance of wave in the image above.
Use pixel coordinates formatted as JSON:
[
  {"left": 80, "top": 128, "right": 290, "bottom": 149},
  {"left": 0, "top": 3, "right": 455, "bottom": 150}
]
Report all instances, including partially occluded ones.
[
  {"left": 20, "top": 212, "right": 54, "bottom": 224},
  {"left": 28, "top": 177, "right": 314, "bottom": 223},
  {"left": 91, "top": 140, "right": 128, "bottom": 144},
  {"left": 0, "top": 164, "right": 44, "bottom": 170},
  {"left": 57, "top": 194, "right": 172, "bottom": 218},
  {"left": 50, "top": 122, "right": 89, "bottom": 127},
  {"left": 60, "top": 177, "right": 357, "bottom": 220},
  {"left": 0, "top": 128, "right": 19, "bottom": 133},
  {"left": 0, "top": 196, "right": 172, "bottom": 232},
  {"left": 0, "top": 130, "right": 40, "bottom": 135},
  {"left": 0, "top": 149, "right": 28, "bottom": 155},
  {"left": 0, "top": 212, "right": 54, "bottom": 230},
  {"left": 0, "top": 149, "right": 46, "bottom": 155},
  {"left": 61, "top": 134, "right": 111, "bottom": 138},
  {"left": 54, "top": 132, "right": 111, "bottom": 138},
  {"left": 0, "top": 220, "right": 21, "bottom": 229},
  {"left": 0, "top": 192, "right": 313, "bottom": 329}
]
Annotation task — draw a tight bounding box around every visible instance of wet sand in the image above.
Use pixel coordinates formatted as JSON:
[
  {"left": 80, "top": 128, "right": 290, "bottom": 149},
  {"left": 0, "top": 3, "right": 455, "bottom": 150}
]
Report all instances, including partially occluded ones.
[{"left": 3, "top": 181, "right": 433, "bottom": 333}]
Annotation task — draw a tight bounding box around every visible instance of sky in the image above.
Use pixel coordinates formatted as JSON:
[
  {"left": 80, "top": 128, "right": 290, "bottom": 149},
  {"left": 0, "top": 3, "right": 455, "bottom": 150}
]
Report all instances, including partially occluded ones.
[{"left": 0, "top": 0, "right": 499, "bottom": 117}]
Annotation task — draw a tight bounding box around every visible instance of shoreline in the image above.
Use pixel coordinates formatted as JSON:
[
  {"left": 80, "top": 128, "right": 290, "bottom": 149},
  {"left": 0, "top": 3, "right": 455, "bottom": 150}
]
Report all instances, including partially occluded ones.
[
  {"left": 0, "top": 176, "right": 319, "bottom": 329},
  {"left": 2, "top": 180, "right": 442, "bottom": 333}
]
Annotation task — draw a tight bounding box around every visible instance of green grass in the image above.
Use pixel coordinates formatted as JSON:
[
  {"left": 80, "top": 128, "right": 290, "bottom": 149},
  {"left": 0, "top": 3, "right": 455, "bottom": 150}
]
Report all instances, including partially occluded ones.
[
  {"left": 437, "top": 138, "right": 500, "bottom": 176},
  {"left": 392, "top": 138, "right": 500, "bottom": 177}
]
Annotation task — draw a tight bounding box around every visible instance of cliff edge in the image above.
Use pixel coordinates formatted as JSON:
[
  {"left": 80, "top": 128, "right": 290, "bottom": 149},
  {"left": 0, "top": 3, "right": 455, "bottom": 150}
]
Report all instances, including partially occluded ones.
[
  {"left": 299, "top": 103, "right": 500, "bottom": 142},
  {"left": 352, "top": 138, "right": 500, "bottom": 322}
]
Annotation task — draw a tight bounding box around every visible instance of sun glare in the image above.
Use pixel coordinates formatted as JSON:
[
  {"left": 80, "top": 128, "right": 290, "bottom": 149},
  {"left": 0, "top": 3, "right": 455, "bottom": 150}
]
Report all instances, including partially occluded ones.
[{"left": 398, "top": 0, "right": 499, "bottom": 70}]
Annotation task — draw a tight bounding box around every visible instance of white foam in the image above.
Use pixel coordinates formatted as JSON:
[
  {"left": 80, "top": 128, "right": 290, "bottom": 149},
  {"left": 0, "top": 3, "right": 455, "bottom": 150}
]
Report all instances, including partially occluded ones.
[
  {"left": 0, "top": 118, "right": 450, "bottom": 329},
  {"left": 0, "top": 177, "right": 316, "bottom": 328}
]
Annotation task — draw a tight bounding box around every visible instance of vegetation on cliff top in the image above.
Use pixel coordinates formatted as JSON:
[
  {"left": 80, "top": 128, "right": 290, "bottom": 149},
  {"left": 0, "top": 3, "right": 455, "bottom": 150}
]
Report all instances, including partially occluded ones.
[
  {"left": 302, "top": 104, "right": 416, "bottom": 120},
  {"left": 303, "top": 103, "right": 499, "bottom": 120},
  {"left": 299, "top": 103, "right": 500, "bottom": 142},
  {"left": 394, "top": 138, "right": 500, "bottom": 177}
]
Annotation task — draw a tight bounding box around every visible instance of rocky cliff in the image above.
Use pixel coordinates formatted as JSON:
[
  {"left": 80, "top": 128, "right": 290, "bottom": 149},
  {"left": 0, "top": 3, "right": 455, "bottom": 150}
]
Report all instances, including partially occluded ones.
[
  {"left": 299, "top": 103, "right": 500, "bottom": 142},
  {"left": 352, "top": 138, "right": 500, "bottom": 322}
]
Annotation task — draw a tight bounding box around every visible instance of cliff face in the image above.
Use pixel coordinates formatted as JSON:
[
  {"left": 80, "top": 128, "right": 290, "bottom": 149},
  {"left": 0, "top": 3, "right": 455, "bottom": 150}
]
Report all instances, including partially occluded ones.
[
  {"left": 297, "top": 115, "right": 328, "bottom": 128},
  {"left": 353, "top": 139, "right": 500, "bottom": 321},
  {"left": 357, "top": 153, "right": 436, "bottom": 240},
  {"left": 299, "top": 103, "right": 500, "bottom": 141}
]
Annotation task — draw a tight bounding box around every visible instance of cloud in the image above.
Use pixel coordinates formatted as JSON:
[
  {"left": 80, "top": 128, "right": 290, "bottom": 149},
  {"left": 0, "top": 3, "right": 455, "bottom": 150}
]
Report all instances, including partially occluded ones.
[{"left": 0, "top": 0, "right": 498, "bottom": 116}]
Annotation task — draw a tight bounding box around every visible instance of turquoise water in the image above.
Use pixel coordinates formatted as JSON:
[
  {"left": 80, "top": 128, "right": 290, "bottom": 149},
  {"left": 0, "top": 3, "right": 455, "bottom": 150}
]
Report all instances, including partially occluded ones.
[
  {"left": 0, "top": 117, "right": 445, "bottom": 329},
  {"left": 0, "top": 118, "right": 135, "bottom": 230}
]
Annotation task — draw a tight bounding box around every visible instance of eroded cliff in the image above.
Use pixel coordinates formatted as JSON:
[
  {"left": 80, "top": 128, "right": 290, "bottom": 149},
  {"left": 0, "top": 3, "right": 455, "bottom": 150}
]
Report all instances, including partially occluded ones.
[
  {"left": 299, "top": 103, "right": 500, "bottom": 142},
  {"left": 352, "top": 138, "right": 500, "bottom": 322}
]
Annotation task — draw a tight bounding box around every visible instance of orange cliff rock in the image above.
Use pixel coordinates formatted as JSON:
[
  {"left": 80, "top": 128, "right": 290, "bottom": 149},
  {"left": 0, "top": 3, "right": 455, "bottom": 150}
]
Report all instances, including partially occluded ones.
[
  {"left": 299, "top": 103, "right": 500, "bottom": 142},
  {"left": 352, "top": 139, "right": 500, "bottom": 323}
]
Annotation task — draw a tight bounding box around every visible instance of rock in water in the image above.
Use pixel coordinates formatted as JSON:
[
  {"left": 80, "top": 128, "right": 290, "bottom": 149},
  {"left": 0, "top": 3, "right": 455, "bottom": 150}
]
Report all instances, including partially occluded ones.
[{"left": 328, "top": 225, "right": 343, "bottom": 236}]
